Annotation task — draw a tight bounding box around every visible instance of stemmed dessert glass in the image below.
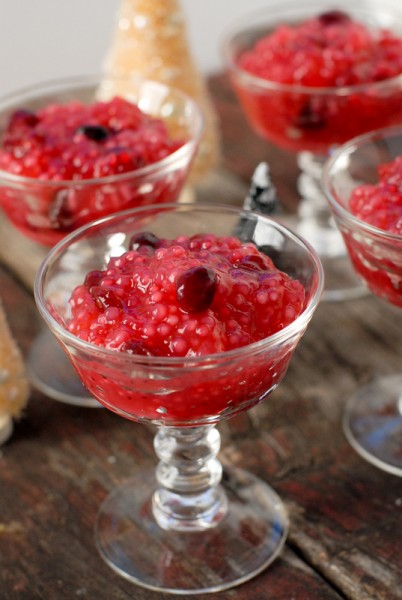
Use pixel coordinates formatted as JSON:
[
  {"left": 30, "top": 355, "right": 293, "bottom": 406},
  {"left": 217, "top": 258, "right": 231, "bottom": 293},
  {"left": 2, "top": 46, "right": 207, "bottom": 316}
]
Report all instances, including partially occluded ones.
[
  {"left": 34, "top": 202, "right": 323, "bottom": 594},
  {"left": 323, "top": 124, "right": 402, "bottom": 476},
  {"left": 223, "top": 0, "right": 402, "bottom": 301},
  {"left": 0, "top": 74, "right": 203, "bottom": 406}
]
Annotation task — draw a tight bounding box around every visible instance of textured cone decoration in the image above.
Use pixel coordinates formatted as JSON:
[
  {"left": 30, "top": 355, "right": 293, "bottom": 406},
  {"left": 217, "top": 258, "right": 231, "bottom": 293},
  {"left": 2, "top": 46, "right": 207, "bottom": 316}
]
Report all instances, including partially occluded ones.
[
  {"left": 0, "top": 299, "right": 29, "bottom": 420},
  {"left": 104, "top": 0, "right": 221, "bottom": 182}
]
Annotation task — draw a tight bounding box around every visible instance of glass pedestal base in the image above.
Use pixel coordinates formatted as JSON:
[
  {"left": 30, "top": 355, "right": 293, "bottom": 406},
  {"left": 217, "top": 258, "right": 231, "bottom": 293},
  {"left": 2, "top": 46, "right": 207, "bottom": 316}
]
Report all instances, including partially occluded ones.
[
  {"left": 27, "top": 329, "right": 100, "bottom": 407},
  {"left": 343, "top": 374, "right": 402, "bottom": 477},
  {"left": 95, "top": 467, "right": 288, "bottom": 595}
]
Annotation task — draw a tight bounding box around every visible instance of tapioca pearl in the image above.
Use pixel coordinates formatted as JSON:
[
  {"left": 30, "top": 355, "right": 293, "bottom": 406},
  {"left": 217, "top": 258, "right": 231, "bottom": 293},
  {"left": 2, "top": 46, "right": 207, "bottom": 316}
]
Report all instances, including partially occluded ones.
[
  {"left": 170, "top": 337, "right": 188, "bottom": 356},
  {"left": 183, "top": 319, "right": 198, "bottom": 333},
  {"left": 284, "top": 305, "right": 298, "bottom": 323},
  {"left": 166, "top": 314, "right": 179, "bottom": 327},
  {"left": 99, "top": 277, "right": 115, "bottom": 287},
  {"left": 107, "top": 329, "right": 131, "bottom": 346},
  {"left": 190, "top": 235, "right": 214, "bottom": 250},
  {"left": 155, "top": 247, "right": 169, "bottom": 261},
  {"left": 143, "top": 323, "right": 156, "bottom": 337},
  {"left": 175, "top": 235, "right": 190, "bottom": 245},
  {"left": 232, "top": 293, "right": 247, "bottom": 308},
  {"left": 150, "top": 290, "right": 164, "bottom": 303},
  {"left": 227, "top": 333, "right": 245, "bottom": 347},
  {"left": 138, "top": 272, "right": 151, "bottom": 287},
  {"left": 195, "top": 324, "right": 212, "bottom": 338},
  {"left": 104, "top": 307, "right": 120, "bottom": 322},
  {"left": 238, "top": 313, "right": 252, "bottom": 326},
  {"left": 73, "top": 307, "right": 95, "bottom": 323},
  {"left": 157, "top": 323, "right": 171, "bottom": 337},
  {"left": 256, "top": 291, "right": 269, "bottom": 304},
  {"left": 151, "top": 303, "right": 168, "bottom": 321}
]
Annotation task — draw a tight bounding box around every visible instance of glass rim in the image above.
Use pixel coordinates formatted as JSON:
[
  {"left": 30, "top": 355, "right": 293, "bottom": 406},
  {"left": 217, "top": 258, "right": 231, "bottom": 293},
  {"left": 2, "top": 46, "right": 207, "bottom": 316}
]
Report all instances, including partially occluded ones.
[
  {"left": 0, "top": 73, "right": 204, "bottom": 187},
  {"left": 34, "top": 201, "right": 324, "bottom": 368},
  {"left": 322, "top": 123, "right": 402, "bottom": 242},
  {"left": 222, "top": 2, "right": 402, "bottom": 96}
]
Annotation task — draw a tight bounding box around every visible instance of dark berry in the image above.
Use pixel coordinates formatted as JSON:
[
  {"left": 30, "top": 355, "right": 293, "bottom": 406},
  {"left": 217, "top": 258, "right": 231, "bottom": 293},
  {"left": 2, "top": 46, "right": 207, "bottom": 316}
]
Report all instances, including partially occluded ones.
[
  {"left": 84, "top": 270, "right": 104, "bottom": 287},
  {"left": 121, "top": 340, "right": 153, "bottom": 356},
  {"left": 295, "top": 102, "right": 325, "bottom": 130},
  {"left": 8, "top": 109, "right": 39, "bottom": 130},
  {"left": 176, "top": 266, "right": 218, "bottom": 313},
  {"left": 318, "top": 10, "right": 350, "bottom": 26},
  {"left": 237, "top": 254, "right": 267, "bottom": 272},
  {"left": 48, "top": 190, "right": 74, "bottom": 230},
  {"left": 129, "top": 231, "right": 160, "bottom": 251},
  {"left": 91, "top": 287, "right": 123, "bottom": 311},
  {"left": 76, "top": 125, "right": 111, "bottom": 142}
]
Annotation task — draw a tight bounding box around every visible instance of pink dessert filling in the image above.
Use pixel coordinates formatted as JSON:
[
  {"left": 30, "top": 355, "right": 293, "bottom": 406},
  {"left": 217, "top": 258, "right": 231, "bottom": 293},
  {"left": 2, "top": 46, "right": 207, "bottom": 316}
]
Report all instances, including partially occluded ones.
[
  {"left": 68, "top": 233, "right": 305, "bottom": 357},
  {"left": 0, "top": 97, "right": 187, "bottom": 246},
  {"left": 233, "top": 11, "right": 402, "bottom": 153},
  {"left": 349, "top": 157, "right": 402, "bottom": 234},
  {"left": 0, "top": 96, "right": 182, "bottom": 180},
  {"left": 66, "top": 233, "right": 306, "bottom": 422},
  {"left": 345, "top": 156, "right": 402, "bottom": 306},
  {"left": 239, "top": 11, "right": 402, "bottom": 88}
]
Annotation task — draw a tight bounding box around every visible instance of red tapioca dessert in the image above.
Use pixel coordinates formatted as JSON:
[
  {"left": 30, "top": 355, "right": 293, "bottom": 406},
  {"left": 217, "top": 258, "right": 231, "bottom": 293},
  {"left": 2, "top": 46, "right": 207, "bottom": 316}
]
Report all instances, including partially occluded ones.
[
  {"left": 36, "top": 204, "right": 323, "bottom": 592},
  {"left": 343, "top": 156, "right": 402, "bottom": 306},
  {"left": 0, "top": 77, "right": 202, "bottom": 246},
  {"left": 324, "top": 125, "right": 402, "bottom": 308},
  {"left": 225, "top": 6, "right": 402, "bottom": 154},
  {"left": 67, "top": 232, "right": 306, "bottom": 421}
]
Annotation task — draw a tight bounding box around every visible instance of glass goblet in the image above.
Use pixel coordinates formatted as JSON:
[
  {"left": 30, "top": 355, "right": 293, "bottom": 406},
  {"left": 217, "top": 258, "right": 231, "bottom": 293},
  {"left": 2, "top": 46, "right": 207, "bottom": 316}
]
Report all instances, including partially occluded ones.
[
  {"left": 323, "top": 124, "right": 402, "bottom": 476},
  {"left": 0, "top": 74, "right": 203, "bottom": 406},
  {"left": 222, "top": 0, "right": 402, "bottom": 301},
  {"left": 34, "top": 202, "right": 323, "bottom": 594}
]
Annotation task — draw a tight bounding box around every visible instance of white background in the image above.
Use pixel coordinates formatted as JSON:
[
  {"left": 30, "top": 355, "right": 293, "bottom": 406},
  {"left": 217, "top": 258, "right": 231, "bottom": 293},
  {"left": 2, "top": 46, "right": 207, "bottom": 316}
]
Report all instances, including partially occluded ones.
[{"left": 0, "top": 0, "right": 270, "bottom": 97}]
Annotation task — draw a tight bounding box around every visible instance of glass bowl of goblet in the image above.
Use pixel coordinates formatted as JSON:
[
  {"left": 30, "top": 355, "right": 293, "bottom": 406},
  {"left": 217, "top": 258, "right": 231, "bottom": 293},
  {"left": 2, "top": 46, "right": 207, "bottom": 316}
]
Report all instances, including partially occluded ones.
[
  {"left": 0, "top": 74, "right": 203, "bottom": 406},
  {"left": 34, "top": 202, "right": 323, "bottom": 595},
  {"left": 323, "top": 123, "right": 402, "bottom": 476},
  {"left": 222, "top": 0, "right": 402, "bottom": 301}
]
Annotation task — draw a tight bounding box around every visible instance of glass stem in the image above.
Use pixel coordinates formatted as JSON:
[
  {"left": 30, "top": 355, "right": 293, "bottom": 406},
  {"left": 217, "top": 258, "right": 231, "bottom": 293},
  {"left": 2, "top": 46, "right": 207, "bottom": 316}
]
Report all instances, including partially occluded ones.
[
  {"left": 152, "top": 425, "right": 228, "bottom": 532},
  {"left": 297, "top": 151, "right": 328, "bottom": 213},
  {"left": 296, "top": 150, "right": 346, "bottom": 257}
]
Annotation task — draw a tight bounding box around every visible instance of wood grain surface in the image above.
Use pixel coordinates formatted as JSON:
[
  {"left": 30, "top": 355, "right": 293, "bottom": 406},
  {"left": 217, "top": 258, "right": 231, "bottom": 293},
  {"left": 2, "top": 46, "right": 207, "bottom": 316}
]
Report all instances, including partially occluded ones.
[{"left": 0, "top": 74, "right": 401, "bottom": 600}]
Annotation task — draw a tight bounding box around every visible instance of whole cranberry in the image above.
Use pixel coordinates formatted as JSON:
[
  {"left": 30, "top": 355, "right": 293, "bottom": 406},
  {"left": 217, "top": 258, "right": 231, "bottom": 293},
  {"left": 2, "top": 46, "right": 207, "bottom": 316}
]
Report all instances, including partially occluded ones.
[
  {"left": 91, "top": 287, "right": 123, "bottom": 311},
  {"left": 129, "top": 231, "right": 160, "bottom": 251},
  {"left": 176, "top": 266, "right": 218, "bottom": 313},
  {"left": 318, "top": 10, "right": 350, "bottom": 26},
  {"left": 121, "top": 340, "right": 153, "bottom": 356},
  {"left": 76, "top": 124, "right": 111, "bottom": 142}
]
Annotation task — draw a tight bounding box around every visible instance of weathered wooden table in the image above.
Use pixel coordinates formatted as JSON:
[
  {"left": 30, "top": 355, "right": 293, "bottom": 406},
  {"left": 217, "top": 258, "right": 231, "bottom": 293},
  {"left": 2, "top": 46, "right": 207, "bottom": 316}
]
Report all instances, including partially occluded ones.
[{"left": 0, "top": 74, "right": 401, "bottom": 600}]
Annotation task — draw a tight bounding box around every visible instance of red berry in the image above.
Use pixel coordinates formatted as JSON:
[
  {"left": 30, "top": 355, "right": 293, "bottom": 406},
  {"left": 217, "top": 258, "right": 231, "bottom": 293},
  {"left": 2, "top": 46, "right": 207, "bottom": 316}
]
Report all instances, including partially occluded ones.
[
  {"left": 237, "top": 254, "right": 268, "bottom": 272},
  {"left": 84, "top": 270, "right": 104, "bottom": 287},
  {"left": 295, "top": 102, "right": 325, "bottom": 130},
  {"left": 91, "top": 287, "right": 123, "bottom": 311},
  {"left": 318, "top": 10, "right": 350, "bottom": 26},
  {"left": 120, "top": 340, "right": 153, "bottom": 356},
  {"left": 129, "top": 231, "right": 160, "bottom": 251},
  {"left": 8, "top": 109, "right": 39, "bottom": 130},
  {"left": 176, "top": 266, "right": 218, "bottom": 313},
  {"left": 76, "top": 124, "right": 111, "bottom": 141}
]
